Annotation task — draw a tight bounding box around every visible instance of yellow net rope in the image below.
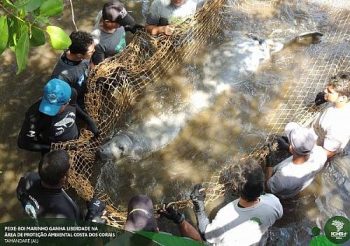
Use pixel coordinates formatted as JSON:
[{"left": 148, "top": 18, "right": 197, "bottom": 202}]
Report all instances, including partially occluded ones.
[{"left": 52, "top": 0, "right": 350, "bottom": 228}]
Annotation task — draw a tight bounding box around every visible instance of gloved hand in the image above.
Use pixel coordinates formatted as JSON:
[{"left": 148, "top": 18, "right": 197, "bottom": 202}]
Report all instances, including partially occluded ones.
[
  {"left": 315, "top": 91, "right": 327, "bottom": 106},
  {"left": 85, "top": 198, "right": 106, "bottom": 223},
  {"left": 159, "top": 17, "right": 169, "bottom": 26},
  {"left": 157, "top": 203, "right": 185, "bottom": 224},
  {"left": 21, "top": 194, "right": 40, "bottom": 219},
  {"left": 124, "top": 24, "right": 144, "bottom": 34},
  {"left": 190, "top": 184, "right": 206, "bottom": 213}
]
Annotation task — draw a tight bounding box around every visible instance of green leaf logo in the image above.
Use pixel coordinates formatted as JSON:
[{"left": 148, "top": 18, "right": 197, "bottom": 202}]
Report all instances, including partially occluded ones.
[
  {"left": 324, "top": 216, "right": 350, "bottom": 244},
  {"left": 46, "top": 26, "right": 71, "bottom": 50}
]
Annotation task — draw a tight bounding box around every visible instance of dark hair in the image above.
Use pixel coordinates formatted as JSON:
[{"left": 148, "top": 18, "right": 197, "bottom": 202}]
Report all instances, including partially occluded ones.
[
  {"left": 68, "top": 31, "right": 94, "bottom": 55},
  {"left": 328, "top": 72, "right": 350, "bottom": 97},
  {"left": 238, "top": 159, "right": 265, "bottom": 202},
  {"left": 39, "top": 150, "right": 70, "bottom": 186}
]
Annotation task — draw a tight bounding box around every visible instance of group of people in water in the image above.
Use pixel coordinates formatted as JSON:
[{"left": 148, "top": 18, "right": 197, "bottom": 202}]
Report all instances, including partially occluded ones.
[{"left": 14, "top": 0, "right": 350, "bottom": 245}]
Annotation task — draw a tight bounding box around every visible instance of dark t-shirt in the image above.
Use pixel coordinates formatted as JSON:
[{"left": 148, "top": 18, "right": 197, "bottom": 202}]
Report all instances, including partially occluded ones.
[
  {"left": 91, "top": 27, "right": 126, "bottom": 65},
  {"left": 51, "top": 52, "right": 90, "bottom": 108},
  {"left": 17, "top": 172, "right": 80, "bottom": 220},
  {"left": 18, "top": 96, "right": 79, "bottom": 152}
]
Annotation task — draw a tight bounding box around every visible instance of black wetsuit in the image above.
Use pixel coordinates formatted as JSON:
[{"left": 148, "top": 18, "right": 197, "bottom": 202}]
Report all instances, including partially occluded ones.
[
  {"left": 17, "top": 97, "right": 78, "bottom": 153},
  {"left": 18, "top": 89, "right": 98, "bottom": 153},
  {"left": 51, "top": 52, "right": 90, "bottom": 109},
  {"left": 16, "top": 172, "right": 80, "bottom": 220}
]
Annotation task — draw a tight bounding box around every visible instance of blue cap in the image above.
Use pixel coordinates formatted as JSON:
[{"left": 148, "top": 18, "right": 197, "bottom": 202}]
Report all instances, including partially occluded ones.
[{"left": 39, "top": 79, "right": 72, "bottom": 116}]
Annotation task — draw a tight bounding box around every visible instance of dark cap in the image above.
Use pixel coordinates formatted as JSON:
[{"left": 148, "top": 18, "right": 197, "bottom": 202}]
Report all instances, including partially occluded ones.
[
  {"left": 124, "top": 195, "right": 158, "bottom": 232},
  {"left": 102, "top": 1, "right": 135, "bottom": 27}
]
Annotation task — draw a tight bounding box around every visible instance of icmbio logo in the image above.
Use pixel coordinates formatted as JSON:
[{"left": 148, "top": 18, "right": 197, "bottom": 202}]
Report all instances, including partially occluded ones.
[{"left": 324, "top": 216, "right": 350, "bottom": 244}]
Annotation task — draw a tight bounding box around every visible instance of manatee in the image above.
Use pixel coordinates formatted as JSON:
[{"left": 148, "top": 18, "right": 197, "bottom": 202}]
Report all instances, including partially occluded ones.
[
  {"left": 203, "top": 31, "right": 323, "bottom": 87},
  {"left": 98, "top": 31, "right": 323, "bottom": 163},
  {"left": 98, "top": 130, "right": 151, "bottom": 162}
]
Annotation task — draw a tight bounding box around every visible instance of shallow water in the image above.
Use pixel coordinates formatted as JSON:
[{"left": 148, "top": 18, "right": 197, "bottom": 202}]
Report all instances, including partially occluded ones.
[
  {"left": 1, "top": 0, "right": 349, "bottom": 245},
  {"left": 95, "top": 0, "right": 350, "bottom": 243}
]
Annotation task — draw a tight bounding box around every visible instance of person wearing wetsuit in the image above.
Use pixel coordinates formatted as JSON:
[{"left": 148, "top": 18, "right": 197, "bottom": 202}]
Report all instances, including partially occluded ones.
[
  {"left": 51, "top": 31, "right": 95, "bottom": 109},
  {"left": 17, "top": 79, "right": 98, "bottom": 154},
  {"left": 16, "top": 150, "right": 106, "bottom": 221}
]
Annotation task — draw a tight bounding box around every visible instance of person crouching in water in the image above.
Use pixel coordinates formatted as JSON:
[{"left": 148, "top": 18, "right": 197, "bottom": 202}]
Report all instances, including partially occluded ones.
[
  {"left": 191, "top": 159, "right": 283, "bottom": 245},
  {"left": 266, "top": 122, "right": 327, "bottom": 199}
]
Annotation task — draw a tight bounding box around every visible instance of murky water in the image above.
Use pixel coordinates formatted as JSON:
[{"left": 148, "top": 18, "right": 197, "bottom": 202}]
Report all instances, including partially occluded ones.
[{"left": 1, "top": 0, "right": 349, "bottom": 245}]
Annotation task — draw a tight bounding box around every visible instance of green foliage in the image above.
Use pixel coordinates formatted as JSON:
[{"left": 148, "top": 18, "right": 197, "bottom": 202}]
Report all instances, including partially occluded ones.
[
  {"left": 46, "top": 25, "right": 71, "bottom": 50},
  {"left": 0, "top": 0, "right": 71, "bottom": 74},
  {"left": 0, "top": 16, "right": 9, "bottom": 54},
  {"left": 40, "top": 0, "right": 63, "bottom": 17},
  {"left": 15, "top": 25, "right": 29, "bottom": 74}
]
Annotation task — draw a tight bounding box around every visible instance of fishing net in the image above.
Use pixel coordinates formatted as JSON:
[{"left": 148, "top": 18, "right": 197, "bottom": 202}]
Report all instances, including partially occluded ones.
[{"left": 52, "top": 0, "right": 350, "bottom": 228}]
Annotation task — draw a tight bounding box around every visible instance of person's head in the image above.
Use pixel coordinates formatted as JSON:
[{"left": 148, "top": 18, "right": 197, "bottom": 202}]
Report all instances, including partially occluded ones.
[
  {"left": 68, "top": 31, "right": 95, "bottom": 60},
  {"left": 39, "top": 150, "right": 70, "bottom": 187},
  {"left": 171, "top": 0, "right": 187, "bottom": 7},
  {"left": 238, "top": 159, "right": 265, "bottom": 202},
  {"left": 39, "top": 79, "right": 72, "bottom": 116},
  {"left": 124, "top": 195, "right": 158, "bottom": 232},
  {"left": 324, "top": 73, "right": 350, "bottom": 104},
  {"left": 285, "top": 122, "right": 317, "bottom": 156},
  {"left": 102, "top": 1, "right": 135, "bottom": 30}
]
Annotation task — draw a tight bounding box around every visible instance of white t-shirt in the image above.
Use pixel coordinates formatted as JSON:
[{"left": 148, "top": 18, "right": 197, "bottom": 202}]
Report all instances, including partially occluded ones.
[
  {"left": 204, "top": 194, "right": 283, "bottom": 246},
  {"left": 146, "top": 0, "right": 199, "bottom": 25},
  {"left": 311, "top": 103, "right": 350, "bottom": 152},
  {"left": 267, "top": 146, "right": 327, "bottom": 199}
]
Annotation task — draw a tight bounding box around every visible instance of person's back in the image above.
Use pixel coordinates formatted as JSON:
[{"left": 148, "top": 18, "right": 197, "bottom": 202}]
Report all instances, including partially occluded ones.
[
  {"left": 204, "top": 193, "right": 282, "bottom": 245},
  {"left": 191, "top": 159, "right": 283, "bottom": 246},
  {"left": 16, "top": 150, "right": 80, "bottom": 220},
  {"left": 267, "top": 147, "right": 327, "bottom": 198},
  {"left": 267, "top": 122, "right": 327, "bottom": 198},
  {"left": 17, "top": 172, "right": 79, "bottom": 219}
]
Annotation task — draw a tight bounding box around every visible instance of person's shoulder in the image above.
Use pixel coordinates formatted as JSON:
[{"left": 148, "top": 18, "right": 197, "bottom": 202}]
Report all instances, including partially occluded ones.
[
  {"left": 275, "top": 156, "right": 293, "bottom": 171},
  {"left": 26, "top": 100, "right": 41, "bottom": 115},
  {"left": 311, "top": 145, "right": 327, "bottom": 157},
  {"left": 260, "top": 193, "right": 281, "bottom": 205},
  {"left": 217, "top": 199, "right": 238, "bottom": 215}
]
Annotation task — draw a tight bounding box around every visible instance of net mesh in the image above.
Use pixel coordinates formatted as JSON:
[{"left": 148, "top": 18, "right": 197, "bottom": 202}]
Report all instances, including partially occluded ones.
[{"left": 52, "top": 0, "right": 350, "bottom": 228}]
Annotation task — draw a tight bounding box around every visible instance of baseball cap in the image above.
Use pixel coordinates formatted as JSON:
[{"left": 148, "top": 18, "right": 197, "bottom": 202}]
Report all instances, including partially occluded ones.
[
  {"left": 285, "top": 122, "right": 317, "bottom": 156},
  {"left": 102, "top": 1, "right": 136, "bottom": 27},
  {"left": 124, "top": 195, "right": 158, "bottom": 232},
  {"left": 39, "top": 79, "right": 72, "bottom": 116}
]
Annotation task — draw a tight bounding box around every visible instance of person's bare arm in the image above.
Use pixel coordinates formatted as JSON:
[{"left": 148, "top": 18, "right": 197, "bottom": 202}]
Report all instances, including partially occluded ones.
[
  {"left": 323, "top": 148, "right": 336, "bottom": 159},
  {"left": 145, "top": 24, "right": 174, "bottom": 35},
  {"left": 178, "top": 220, "right": 202, "bottom": 241},
  {"left": 266, "top": 166, "right": 274, "bottom": 181}
]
